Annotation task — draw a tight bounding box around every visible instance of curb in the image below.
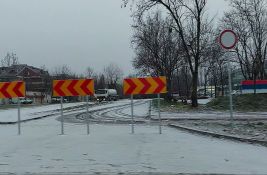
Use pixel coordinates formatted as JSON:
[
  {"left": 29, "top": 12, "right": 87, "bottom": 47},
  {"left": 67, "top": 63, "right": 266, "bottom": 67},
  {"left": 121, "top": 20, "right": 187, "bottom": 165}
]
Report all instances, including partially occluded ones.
[
  {"left": 0, "top": 114, "right": 55, "bottom": 125},
  {"left": 0, "top": 104, "right": 91, "bottom": 125},
  {"left": 75, "top": 100, "right": 147, "bottom": 120},
  {"left": 168, "top": 124, "right": 267, "bottom": 147},
  {"left": 151, "top": 117, "right": 267, "bottom": 121}
]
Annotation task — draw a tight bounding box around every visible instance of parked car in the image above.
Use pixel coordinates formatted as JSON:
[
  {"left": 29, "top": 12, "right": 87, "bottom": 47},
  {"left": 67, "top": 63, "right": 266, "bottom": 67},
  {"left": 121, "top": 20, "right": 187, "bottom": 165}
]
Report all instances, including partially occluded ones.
[
  {"left": 51, "top": 97, "right": 68, "bottom": 103},
  {"left": 21, "top": 98, "right": 33, "bottom": 104},
  {"left": 10, "top": 98, "right": 33, "bottom": 104},
  {"left": 232, "top": 90, "right": 241, "bottom": 95}
]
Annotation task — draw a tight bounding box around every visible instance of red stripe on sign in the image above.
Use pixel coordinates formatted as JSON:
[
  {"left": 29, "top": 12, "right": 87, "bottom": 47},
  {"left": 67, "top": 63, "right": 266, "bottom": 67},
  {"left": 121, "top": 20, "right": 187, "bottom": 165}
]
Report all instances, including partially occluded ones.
[
  {"left": 125, "top": 79, "right": 137, "bottom": 95},
  {"left": 13, "top": 82, "right": 24, "bottom": 97},
  {"left": 139, "top": 78, "right": 150, "bottom": 94},
  {"left": 153, "top": 77, "right": 165, "bottom": 94},
  {"left": 67, "top": 80, "right": 79, "bottom": 96},
  {"left": 242, "top": 80, "right": 267, "bottom": 85},
  {"left": 81, "top": 79, "right": 93, "bottom": 95},
  {"left": 0, "top": 83, "right": 11, "bottom": 98},
  {"left": 54, "top": 80, "right": 65, "bottom": 96}
]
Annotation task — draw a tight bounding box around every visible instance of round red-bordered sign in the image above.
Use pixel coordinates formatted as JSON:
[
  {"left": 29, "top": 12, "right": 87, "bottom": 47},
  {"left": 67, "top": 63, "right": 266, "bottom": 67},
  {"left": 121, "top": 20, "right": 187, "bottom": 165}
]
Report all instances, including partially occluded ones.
[{"left": 219, "top": 30, "right": 238, "bottom": 50}]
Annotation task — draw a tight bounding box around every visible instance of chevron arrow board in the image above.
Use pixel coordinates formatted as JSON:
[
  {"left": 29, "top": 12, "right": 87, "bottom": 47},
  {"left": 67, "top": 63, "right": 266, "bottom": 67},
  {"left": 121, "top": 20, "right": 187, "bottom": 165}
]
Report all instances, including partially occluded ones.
[
  {"left": 53, "top": 79, "right": 94, "bottom": 97},
  {"left": 123, "top": 76, "right": 167, "bottom": 95},
  {"left": 0, "top": 81, "right": 25, "bottom": 99}
]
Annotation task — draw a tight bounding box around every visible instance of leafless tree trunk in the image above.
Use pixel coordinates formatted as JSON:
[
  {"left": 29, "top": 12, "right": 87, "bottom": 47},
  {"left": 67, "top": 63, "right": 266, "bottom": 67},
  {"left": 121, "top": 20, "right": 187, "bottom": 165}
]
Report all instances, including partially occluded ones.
[
  {"left": 222, "top": 0, "right": 267, "bottom": 82},
  {"left": 104, "top": 63, "right": 123, "bottom": 89},
  {"left": 1, "top": 52, "right": 19, "bottom": 67},
  {"left": 132, "top": 12, "right": 183, "bottom": 99},
  {"left": 124, "top": 0, "right": 213, "bottom": 107},
  {"left": 85, "top": 66, "right": 95, "bottom": 78},
  {"left": 52, "top": 65, "right": 76, "bottom": 79}
]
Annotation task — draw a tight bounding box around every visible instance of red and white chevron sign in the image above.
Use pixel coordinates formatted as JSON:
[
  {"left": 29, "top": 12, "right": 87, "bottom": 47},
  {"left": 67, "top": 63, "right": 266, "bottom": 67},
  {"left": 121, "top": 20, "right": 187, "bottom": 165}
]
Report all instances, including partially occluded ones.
[
  {"left": 53, "top": 79, "right": 94, "bottom": 97},
  {"left": 123, "top": 76, "right": 167, "bottom": 95}
]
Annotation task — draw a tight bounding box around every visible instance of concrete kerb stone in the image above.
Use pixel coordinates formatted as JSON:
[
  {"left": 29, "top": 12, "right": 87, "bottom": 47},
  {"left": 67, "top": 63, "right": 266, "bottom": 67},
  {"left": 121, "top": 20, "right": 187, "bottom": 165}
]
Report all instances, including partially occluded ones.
[
  {"left": 0, "top": 103, "right": 99, "bottom": 125},
  {"left": 168, "top": 124, "right": 267, "bottom": 147}
]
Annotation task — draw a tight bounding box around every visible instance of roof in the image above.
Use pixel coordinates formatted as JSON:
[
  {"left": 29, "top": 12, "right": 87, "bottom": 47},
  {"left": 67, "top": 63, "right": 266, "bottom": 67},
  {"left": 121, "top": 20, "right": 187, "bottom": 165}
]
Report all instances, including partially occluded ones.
[{"left": 0, "top": 64, "right": 49, "bottom": 78}]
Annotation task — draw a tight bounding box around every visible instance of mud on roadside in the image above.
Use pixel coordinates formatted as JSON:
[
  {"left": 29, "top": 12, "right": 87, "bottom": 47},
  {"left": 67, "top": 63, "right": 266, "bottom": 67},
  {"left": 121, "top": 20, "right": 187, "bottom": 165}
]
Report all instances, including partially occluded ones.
[{"left": 173, "top": 119, "right": 267, "bottom": 142}]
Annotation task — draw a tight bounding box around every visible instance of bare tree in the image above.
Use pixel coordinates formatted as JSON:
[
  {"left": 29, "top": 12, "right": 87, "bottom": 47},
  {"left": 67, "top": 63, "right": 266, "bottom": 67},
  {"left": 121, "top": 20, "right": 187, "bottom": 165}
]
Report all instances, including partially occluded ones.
[
  {"left": 37, "top": 65, "right": 52, "bottom": 104},
  {"left": 175, "top": 65, "right": 192, "bottom": 98},
  {"left": 52, "top": 65, "right": 75, "bottom": 79},
  {"left": 104, "top": 63, "right": 123, "bottom": 89},
  {"left": 202, "top": 31, "right": 229, "bottom": 97},
  {"left": 206, "top": 45, "right": 228, "bottom": 97},
  {"left": 1, "top": 52, "right": 19, "bottom": 67},
  {"left": 95, "top": 74, "right": 106, "bottom": 89},
  {"left": 222, "top": 0, "right": 267, "bottom": 81},
  {"left": 124, "top": 0, "right": 213, "bottom": 107},
  {"left": 40, "top": 65, "right": 48, "bottom": 72},
  {"left": 132, "top": 11, "right": 183, "bottom": 98},
  {"left": 84, "top": 66, "right": 95, "bottom": 78}
]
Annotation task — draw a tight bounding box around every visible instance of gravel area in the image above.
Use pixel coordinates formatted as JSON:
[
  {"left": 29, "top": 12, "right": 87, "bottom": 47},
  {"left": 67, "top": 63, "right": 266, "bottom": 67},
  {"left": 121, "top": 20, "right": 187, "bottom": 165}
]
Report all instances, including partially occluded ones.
[{"left": 174, "top": 120, "right": 267, "bottom": 141}]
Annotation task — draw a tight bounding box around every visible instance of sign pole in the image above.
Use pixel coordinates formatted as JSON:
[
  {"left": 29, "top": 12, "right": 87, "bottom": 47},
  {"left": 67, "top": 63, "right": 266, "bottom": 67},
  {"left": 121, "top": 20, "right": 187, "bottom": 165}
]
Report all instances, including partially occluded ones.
[
  {"left": 60, "top": 96, "right": 64, "bottom": 135},
  {"left": 228, "top": 59, "right": 234, "bottom": 127},
  {"left": 157, "top": 94, "right": 162, "bottom": 134},
  {"left": 0, "top": 81, "right": 25, "bottom": 135},
  {"left": 148, "top": 99, "right": 152, "bottom": 118},
  {"left": 53, "top": 79, "right": 94, "bottom": 135},
  {"left": 219, "top": 29, "right": 238, "bottom": 128},
  {"left": 86, "top": 95, "right": 90, "bottom": 135},
  {"left": 18, "top": 98, "right": 21, "bottom": 135},
  {"left": 131, "top": 95, "right": 134, "bottom": 134},
  {"left": 123, "top": 77, "right": 167, "bottom": 134}
]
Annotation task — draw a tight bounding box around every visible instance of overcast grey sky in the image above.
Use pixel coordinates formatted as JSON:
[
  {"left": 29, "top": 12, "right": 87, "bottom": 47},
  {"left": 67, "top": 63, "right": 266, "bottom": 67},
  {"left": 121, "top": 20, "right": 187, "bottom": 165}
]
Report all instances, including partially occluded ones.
[{"left": 0, "top": 0, "right": 229, "bottom": 76}]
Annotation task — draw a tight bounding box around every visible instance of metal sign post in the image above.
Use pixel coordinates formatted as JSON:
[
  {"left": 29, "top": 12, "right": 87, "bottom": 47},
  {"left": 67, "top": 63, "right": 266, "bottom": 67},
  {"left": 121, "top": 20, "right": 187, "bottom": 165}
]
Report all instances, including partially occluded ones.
[
  {"left": 228, "top": 59, "right": 234, "bottom": 126},
  {"left": 86, "top": 95, "right": 90, "bottom": 135},
  {"left": 123, "top": 76, "right": 167, "bottom": 134},
  {"left": 131, "top": 95, "right": 134, "bottom": 134},
  {"left": 53, "top": 79, "right": 94, "bottom": 135},
  {"left": 157, "top": 94, "right": 162, "bottom": 134},
  {"left": 0, "top": 81, "right": 25, "bottom": 135},
  {"left": 60, "top": 96, "right": 64, "bottom": 135},
  {"left": 18, "top": 98, "right": 21, "bottom": 135},
  {"left": 148, "top": 99, "right": 152, "bottom": 118},
  {"left": 219, "top": 29, "right": 238, "bottom": 127}
]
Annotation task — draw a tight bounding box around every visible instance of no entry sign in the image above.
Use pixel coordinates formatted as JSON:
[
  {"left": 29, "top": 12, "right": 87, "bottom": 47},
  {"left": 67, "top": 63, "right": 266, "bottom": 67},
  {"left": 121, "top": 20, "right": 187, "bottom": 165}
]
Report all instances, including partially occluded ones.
[{"left": 219, "top": 30, "right": 238, "bottom": 50}]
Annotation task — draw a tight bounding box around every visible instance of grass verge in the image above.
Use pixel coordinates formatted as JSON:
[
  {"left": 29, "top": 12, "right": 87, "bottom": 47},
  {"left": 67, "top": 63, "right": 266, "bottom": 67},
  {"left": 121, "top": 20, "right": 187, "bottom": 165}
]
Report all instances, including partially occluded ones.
[
  {"left": 207, "top": 94, "right": 267, "bottom": 111},
  {"left": 152, "top": 98, "right": 205, "bottom": 111}
]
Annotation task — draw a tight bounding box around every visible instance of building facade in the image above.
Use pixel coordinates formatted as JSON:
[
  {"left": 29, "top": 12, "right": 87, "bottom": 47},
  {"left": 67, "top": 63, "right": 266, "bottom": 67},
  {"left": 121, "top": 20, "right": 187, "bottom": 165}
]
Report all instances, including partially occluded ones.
[{"left": 0, "top": 64, "right": 51, "bottom": 104}]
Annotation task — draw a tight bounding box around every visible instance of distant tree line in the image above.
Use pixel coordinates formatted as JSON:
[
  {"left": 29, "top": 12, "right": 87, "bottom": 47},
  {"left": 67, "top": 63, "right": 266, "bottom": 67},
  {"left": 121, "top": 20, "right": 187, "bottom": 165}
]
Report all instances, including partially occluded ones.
[{"left": 0, "top": 53, "right": 124, "bottom": 98}]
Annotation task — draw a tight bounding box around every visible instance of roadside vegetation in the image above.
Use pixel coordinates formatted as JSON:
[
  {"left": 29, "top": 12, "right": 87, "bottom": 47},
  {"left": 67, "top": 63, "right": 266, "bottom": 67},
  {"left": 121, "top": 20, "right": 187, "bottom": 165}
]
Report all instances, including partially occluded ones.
[
  {"left": 152, "top": 99, "right": 206, "bottom": 112},
  {"left": 153, "top": 94, "right": 267, "bottom": 112},
  {"left": 177, "top": 120, "right": 267, "bottom": 142},
  {"left": 207, "top": 94, "right": 267, "bottom": 112}
]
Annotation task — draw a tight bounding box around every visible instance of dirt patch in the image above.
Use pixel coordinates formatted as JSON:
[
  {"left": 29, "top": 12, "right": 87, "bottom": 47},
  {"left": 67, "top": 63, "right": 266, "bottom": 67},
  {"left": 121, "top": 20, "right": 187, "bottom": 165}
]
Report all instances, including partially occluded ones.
[{"left": 174, "top": 119, "right": 267, "bottom": 141}]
